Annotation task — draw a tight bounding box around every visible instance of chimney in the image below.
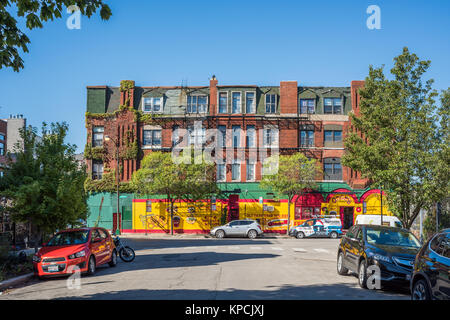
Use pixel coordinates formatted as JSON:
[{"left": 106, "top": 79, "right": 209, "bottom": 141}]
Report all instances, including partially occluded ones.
[
  {"left": 209, "top": 75, "right": 218, "bottom": 116},
  {"left": 280, "top": 81, "right": 298, "bottom": 114}
]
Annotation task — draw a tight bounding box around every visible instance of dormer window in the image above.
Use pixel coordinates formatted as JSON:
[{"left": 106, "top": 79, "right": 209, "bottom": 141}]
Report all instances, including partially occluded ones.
[
  {"left": 187, "top": 95, "right": 208, "bottom": 113},
  {"left": 143, "top": 97, "right": 162, "bottom": 113},
  {"left": 324, "top": 98, "right": 342, "bottom": 114}
]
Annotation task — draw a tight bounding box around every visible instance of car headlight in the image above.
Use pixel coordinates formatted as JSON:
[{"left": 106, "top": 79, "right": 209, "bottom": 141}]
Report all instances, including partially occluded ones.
[
  {"left": 372, "top": 254, "right": 391, "bottom": 263},
  {"left": 32, "top": 255, "right": 41, "bottom": 263},
  {"left": 68, "top": 250, "right": 86, "bottom": 259}
]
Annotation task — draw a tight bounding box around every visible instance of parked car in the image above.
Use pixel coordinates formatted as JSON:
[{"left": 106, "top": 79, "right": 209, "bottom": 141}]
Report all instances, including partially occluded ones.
[
  {"left": 33, "top": 227, "right": 117, "bottom": 278},
  {"left": 410, "top": 228, "right": 450, "bottom": 300},
  {"left": 355, "top": 214, "right": 403, "bottom": 228},
  {"left": 289, "top": 218, "right": 342, "bottom": 239},
  {"left": 336, "top": 224, "right": 421, "bottom": 289},
  {"left": 210, "top": 220, "right": 263, "bottom": 239}
]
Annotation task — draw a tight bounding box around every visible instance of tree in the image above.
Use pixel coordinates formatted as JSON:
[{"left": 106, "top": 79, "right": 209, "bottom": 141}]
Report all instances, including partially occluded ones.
[
  {"left": 131, "top": 151, "right": 219, "bottom": 235},
  {"left": 260, "top": 153, "right": 320, "bottom": 234},
  {"left": 1, "top": 0, "right": 111, "bottom": 72},
  {"left": 0, "top": 122, "right": 88, "bottom": 252},
  {"left": 342, "top": 47, "right": 449, "bottom": 229}
]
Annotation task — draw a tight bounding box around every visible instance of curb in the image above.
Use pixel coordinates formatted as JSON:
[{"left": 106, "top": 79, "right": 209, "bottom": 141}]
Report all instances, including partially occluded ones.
[{"left": 0, "top": 273, "right": 34, "bottom": 291}]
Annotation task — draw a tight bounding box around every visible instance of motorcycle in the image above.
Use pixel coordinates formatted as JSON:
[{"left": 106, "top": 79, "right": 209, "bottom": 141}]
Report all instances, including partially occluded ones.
[{"left": 113, "top": 236, "right": 135, "bottom": 262}]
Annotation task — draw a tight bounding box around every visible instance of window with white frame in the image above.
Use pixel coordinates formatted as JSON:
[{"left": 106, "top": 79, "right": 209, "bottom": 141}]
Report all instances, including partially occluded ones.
[
  {"left": 188, "top": 126, "right": 206, "bottom": 145},
  {"left": 143, "top": 130, "right": 162, "bottom": 147},
  {"left": 232, "top": 92, "right": 241, "bottom": 114},
  {"left": 187, "top": 95, "right": 208, "bottom": 113},
  {"left": 217, "top": 125, "right": 227, "bottom": 148},
  {"left": 265, "top": 94, "right": 277, "bottom": 113},
  {"left": 232, "top": 126, "right": 241, "bottom": 148},
  {"left": 92, "top": 126, "right": 104, "bottom": 147},
  {"left": 300, "top": 99, "right": 315, "bottom": 114},
  {"left": 246, "top": 125, "right": 256, "bottom": 148},
  {"left": 246, "top": 160, "right": 255, "bottom": 181},
  {"left": 231, "top": 161, "right": 240, "bottom": 181},
  {"left": 218, "top": 92, "right": 228, "bottom": 114},
  {"left": 324, "top": 98, "right": 342, "bottom": 114},
  {"left": 143, "top": 97, "right": 162, "bottom": 113},
  {"left": 245, "top": 92, "right": 256, "bottom": 113},
  {"left": 263, "top": 127, "right": 278, "bottom": 147},
  {"left": 92, "top": 160, "right": 103, "bottom": 180},
  {"left": 216, "top": 163, "right": 226, "bottom": 181}
]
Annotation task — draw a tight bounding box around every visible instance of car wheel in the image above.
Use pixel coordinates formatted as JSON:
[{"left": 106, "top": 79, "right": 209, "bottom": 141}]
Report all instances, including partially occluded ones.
[
  {"left": 330, "top": 232, "right": 338, "bottom": 239},
  {"left": 358, "top": 259, "right": 368, "bottom": 289},
  {"left": 215, "top": 230, "right": 225, "bottom": 239},
  {"left": 87, "top": 256, "right": 96, "bottom": 276},
  {"left": 296, "top": 231, "right": 305, "bottom": 239},
  {"left": 412, "top": 279, "right": 431, "bottom": 300},
  {"left": 337, "top": 252, "right": 349, "bottom": 275},
  {"left": 248, "top": 230, "right": 257, "bottom": 239},
  {"left": 108, "top": 249, "right": 118, "bottom": 267}
]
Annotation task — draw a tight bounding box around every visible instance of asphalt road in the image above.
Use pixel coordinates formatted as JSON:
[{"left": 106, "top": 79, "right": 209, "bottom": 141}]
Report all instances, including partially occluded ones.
[{"left": 0, "top": 235, "right": 410, "bottom": 300}]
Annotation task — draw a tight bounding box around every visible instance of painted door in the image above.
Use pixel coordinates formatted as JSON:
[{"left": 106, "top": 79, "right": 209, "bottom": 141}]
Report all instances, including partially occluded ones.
[{"left": 228, "top": 195, "right": 240, "bottom": 222}]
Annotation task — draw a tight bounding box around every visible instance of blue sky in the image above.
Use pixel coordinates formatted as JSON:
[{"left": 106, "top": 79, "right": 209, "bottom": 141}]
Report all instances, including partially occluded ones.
[{"left": 0, "top": 0, "right": 449, "bottom": 153}]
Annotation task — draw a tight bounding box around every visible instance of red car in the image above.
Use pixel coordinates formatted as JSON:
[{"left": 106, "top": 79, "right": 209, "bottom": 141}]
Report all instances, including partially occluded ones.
[{"left": 33, "top": 227, "right": 117, "bottom": 278}]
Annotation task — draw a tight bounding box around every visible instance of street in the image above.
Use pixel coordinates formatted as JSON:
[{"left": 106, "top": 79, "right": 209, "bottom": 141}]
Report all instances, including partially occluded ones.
[{"left": 0, "top": 236, "right": 409, "bottom": 300}]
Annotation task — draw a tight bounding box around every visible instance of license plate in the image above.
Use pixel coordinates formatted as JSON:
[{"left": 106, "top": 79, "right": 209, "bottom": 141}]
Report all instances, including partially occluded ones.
[{"left": 48, "top": 265, "right": 59, "bottom": 272}]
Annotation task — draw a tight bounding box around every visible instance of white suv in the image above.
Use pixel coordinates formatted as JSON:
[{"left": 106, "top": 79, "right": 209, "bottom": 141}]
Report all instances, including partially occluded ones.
[{"left": 210, "top": 220, "right": 263, "bottom": 239}]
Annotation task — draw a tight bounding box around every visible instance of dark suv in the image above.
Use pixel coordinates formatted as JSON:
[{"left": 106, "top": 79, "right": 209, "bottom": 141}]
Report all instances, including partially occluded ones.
[
  {"left": 410, "top": 228, "right": 450, "bottom": 300},
  {"left": 337, "top": 224, "right": 421, "bottom": 289}
]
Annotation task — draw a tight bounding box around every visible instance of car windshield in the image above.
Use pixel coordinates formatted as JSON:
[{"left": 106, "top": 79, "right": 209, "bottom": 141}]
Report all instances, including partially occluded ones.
[
  {"left": 366, "top": 228, "right": 420, "bottom": 248},
  {"left": 46, "top": 230, "right": 90, "bottom": 246}
]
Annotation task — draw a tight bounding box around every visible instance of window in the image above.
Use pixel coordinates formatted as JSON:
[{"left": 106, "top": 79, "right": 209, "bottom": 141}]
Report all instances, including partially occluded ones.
[
  {"left": 323, "top": 158, "right": 342, "bottom": 180},
  {"left": 300, "top": 99, "right": 315, "bottom": 114},
  {"left": 232, "top": 162, "right": 240, "bottom": 181},
  {"left": 263, "top": 128, "right": 278, "bottom": 147},
  {"left": 246, "top": 126, "right": 256, "bottom": 148},
  {"left": 232, "top": 126, "right": 241, "bottom": 148},
  {"left": 324, "top": 130, "right": 342, "bottom": 142},
  {"left": 324, "top": 98, "right": 342, "bottom": 114},
  {"left": 246, "top": 92, "right": 256, "bottom": 114},
  {"left": 300, "top": 131, "right": 314, "bottom": 147},
  {"left": 0, "top": 142, "right": 4, "bottom": 156},
  {"left": 265, "top": 94, "right": 277, "bottom": 113},
  {"left": 232, "top": 92, "right": 241, "bottom": 114},
  {"left": 92, "top": 126, "right": 104, "bottom": 147},
  {"left": 217, "top": 125, "right": 227, "bottom": 147},
  {"left": 246, "top": 160, "right": 255, "bottom": 181},
  {"left": 187, "top": 95, "right": 208, "bottom": 113},
  {"left": 217, "top": 163, "right": 226, "bottom": 181},
  {"left": 0, "top": 133, "right": 4, "bottom": 141},
  {"left": 188, "top": 126, "right": 205, "bottom": 145},
  {"left": 143, "top": 130, "right": 162, "bottom": 147},
  {"left": 218, "top": 92, "right": 227, "bottom": 114},
  {"left": 143, "top": 97, "right": 162, "bottom": 113},
  {"left": 92, "top": 161, "right": 103, "bottom": 180},
  {"left": 172, "top": 126, "right": 179, "bottom": 147}
]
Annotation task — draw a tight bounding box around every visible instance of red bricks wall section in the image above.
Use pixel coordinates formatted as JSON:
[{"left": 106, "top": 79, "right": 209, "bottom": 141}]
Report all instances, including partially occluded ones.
[{"left": 280, "top": 81, "right": 298, "bottom": 114}]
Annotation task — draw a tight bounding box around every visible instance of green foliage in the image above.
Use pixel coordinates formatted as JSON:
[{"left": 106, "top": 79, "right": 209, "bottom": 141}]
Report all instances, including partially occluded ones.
[
  {"left": 342, "top": 47, "right": 448, "bottom": 228},
  {"left": 1, "top": 0, "right": 111, "bottom": 72},
  {"left": 84, "top": 143, "right": 106, "bottom": 160},
  {"left": 84, "top": 169, "right": 135, "bottom": 193},
  {"left": 260, "top": 153, "right": 320, "bottom": 199},
  {"left": 120, "top": 80, "right": 135, "bottom": 92},
  {"left": 0, "top": 122, "right": 88, "bottom": 250},
  {"left": 131, "top": 152, "right": 220, "bottom": 234},
  {"left": 120, "top": 140, "right": 139, "bottom": 160}
]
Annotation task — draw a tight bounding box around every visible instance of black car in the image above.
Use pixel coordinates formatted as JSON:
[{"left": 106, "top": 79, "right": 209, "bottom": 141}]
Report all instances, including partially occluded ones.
[
  {"left": 410, "top": 228, "right": 450, "bottom": 300},
  {"left": 337, "top": 224, "right": 421, "bottom": 289}
]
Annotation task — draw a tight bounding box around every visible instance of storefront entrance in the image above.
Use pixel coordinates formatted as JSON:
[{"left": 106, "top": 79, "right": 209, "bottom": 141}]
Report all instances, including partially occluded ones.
[
  {"left": 340, "top": 207, "right": 354, "bottom": 230},
  {"left": 228, "top": 195, "right": 240, "bottom": 222}
]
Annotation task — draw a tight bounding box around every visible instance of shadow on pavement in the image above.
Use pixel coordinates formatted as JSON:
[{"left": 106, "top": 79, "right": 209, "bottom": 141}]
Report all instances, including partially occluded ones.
[
  {"left": 56, "top": 283, "right": 409, "bottom": 300},
  {"left": 126, "top": 238, "right": 276, "bottom": 250}
]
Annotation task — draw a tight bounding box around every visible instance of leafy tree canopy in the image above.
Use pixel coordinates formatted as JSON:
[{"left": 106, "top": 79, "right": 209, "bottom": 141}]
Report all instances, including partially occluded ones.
[
  {"left": 1, "top": 0, "right": 111, "bottom": 71},
  {"left": 342, "top": 47, "right": 449, "bottom": 228}
]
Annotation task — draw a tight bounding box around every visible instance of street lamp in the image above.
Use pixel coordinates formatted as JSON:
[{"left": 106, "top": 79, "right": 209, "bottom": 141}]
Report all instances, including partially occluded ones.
[{"left": 104, "top": 134, "right": 121, "bottom": 235}]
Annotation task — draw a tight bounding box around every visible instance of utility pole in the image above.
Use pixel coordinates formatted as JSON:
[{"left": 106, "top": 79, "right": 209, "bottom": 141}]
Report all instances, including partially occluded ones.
[{"left": 380, "top": 188, "right": 383, "bottom": 226}]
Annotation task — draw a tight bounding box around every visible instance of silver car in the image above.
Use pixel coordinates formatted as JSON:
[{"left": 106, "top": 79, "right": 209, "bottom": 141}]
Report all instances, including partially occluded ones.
[{"left": 210, "top": 220, "right": 263, "bottom": 239}]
